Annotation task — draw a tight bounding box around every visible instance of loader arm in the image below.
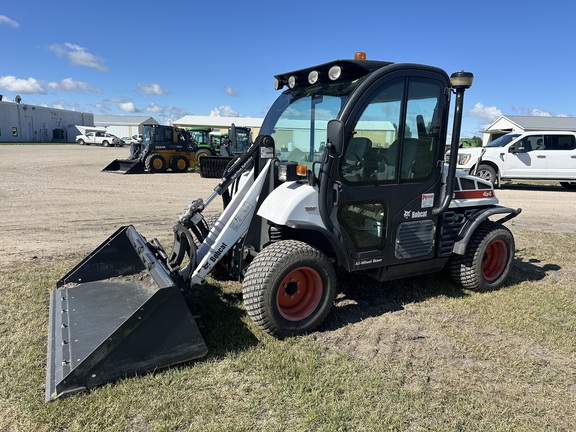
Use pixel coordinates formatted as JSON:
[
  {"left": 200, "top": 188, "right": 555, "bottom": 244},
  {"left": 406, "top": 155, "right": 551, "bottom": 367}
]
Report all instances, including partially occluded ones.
[
  {"left": 166, "top": 135, "right": 277, "bottom": 286},
  {"left": 189, "top": 160, "right": 272, "bottom": 285}
]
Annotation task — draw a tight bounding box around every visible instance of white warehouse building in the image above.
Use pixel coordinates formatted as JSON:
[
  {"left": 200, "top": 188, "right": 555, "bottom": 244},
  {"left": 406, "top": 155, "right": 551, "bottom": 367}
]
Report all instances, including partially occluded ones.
[
  {"left": 94, "top": 115, "right": 159, "bottom": 140},
  {"left": 0, "top": 98, "right": 94, "bottom": 143}
]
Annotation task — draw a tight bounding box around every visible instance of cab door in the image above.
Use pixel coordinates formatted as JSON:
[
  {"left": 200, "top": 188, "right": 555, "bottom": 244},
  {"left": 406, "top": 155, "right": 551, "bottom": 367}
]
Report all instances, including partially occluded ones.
[
  {"left": 322, "top": 71, "right": 449, "bottom": 271},
  {"left": 544, "top": 134, "right": 576, "bottom": 178},
  {"left": 504, "top": 134, "right": 547, "bottom": 178}
]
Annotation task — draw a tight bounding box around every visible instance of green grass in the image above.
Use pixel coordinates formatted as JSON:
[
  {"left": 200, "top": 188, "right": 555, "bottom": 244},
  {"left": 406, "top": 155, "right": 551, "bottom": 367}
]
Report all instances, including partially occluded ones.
[{"left": 1, "top": 230, "right": 575, "bottom": 431}]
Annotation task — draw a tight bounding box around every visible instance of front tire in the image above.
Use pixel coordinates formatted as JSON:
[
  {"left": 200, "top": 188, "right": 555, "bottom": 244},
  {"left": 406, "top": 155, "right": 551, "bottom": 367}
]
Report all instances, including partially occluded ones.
[
  {"left": 450, "top": 221, "right": 515, "bottom": 291},
  {"left": 476, "top": 164, "right": 497, "bottom": 185},
  {"left": 243, "top": 240, "right": 336, "bottom": 338},
  {"left": 145, "top": 154, "right": 167, "bottom": 173}
]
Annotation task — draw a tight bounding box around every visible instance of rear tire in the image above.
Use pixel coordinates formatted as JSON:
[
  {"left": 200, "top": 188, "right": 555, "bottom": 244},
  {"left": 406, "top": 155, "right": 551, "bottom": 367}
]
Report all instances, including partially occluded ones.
[
  {"left": 450, "top": 221, "right": 515, "bottom": 291},
  {"left": 560, "top": 181, "right": 576, "bottom": 190},
  {"left": 195, "top": 148, "right": 212, "bottom": 160},
  {"left": 170, "top": 155, "right": 190, "bottom": 173},
  {"left": 145, "top": 154, "right": 167, "bottom": 173},
  {"left": 102, "top": 140, "right": 110, "bottom": 147},
  {"left": 243, "top": 240, "right": 336, "bottom": 338}
]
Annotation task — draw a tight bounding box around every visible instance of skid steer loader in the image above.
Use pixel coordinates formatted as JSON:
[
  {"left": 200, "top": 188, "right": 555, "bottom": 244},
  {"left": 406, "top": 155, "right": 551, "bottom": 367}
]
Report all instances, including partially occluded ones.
[
  {"left": 46, "top": 53, "right": 521, "bottom": 401},
  {"left": 102, "top": 125, "right": 198, "bottom": 174}
]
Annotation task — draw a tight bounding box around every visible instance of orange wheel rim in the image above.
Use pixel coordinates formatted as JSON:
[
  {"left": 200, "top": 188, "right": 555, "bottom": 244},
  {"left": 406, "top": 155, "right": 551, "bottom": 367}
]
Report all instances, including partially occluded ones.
[
  {"left": 482, "top": 239, "right": 508, "bottom": 281},
  {"left": 276, "top": 267, "right": 323, "bottom": 321}
]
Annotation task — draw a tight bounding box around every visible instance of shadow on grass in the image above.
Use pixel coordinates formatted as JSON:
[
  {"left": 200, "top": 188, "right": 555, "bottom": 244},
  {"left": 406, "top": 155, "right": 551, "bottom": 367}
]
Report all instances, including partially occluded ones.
[
  {"left": 319, "top": 270, "right": 466, "bottom": 332},
  {"left": 508, "top": 255, "right": 561, "bottom": 284},
  {"left": 183, "top": 252, "right": 562, "bottom": 356},
  {"left": 319, "top": 254, "right": 561, "bottom": 333},
  {"left": 193, "top": 281, "right": 260, "bottom": 358}
]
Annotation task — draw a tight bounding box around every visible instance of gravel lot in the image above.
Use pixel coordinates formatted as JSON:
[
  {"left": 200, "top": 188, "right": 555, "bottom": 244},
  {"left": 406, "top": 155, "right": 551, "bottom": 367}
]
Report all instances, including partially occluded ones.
[
  {"left": 0, "top": 145, "right": 221, "bottom": 267},
  {"left": 0, "top": 144, "right": 574, "bottom": 268}
]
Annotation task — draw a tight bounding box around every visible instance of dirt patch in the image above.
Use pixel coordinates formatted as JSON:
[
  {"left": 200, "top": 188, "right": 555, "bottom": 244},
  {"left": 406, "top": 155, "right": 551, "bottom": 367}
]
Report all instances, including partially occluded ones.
[
  {"left": 0, "top": 145, "right": 221, "bottom": 268},
  {"left": 2, "top": 145, "right": 574, "bottom": 269}
]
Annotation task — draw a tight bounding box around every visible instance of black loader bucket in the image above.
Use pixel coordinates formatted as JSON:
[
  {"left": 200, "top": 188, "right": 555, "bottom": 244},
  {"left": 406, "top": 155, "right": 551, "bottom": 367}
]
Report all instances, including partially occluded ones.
[
  {"left": 45, "top": 225, "right": 207, "bottom": 401},
  {"left": 102, "top": 159, "right": 146, "bottom": 174},
  {"left": 199, "top": 156, "right": 234, "bottom": 178}
]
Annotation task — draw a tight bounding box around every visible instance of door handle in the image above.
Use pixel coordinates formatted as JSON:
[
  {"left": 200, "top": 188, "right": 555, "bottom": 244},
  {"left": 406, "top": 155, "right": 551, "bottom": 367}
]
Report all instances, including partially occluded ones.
[
  {"left": 333, "top": 182, "right": 342, "bottom": 206},
  {"left": 571, "top": 155, "right": 576, "bottom": 159},
  {"left": 537, "top": 155, "right": 546, "bottom": 158}
]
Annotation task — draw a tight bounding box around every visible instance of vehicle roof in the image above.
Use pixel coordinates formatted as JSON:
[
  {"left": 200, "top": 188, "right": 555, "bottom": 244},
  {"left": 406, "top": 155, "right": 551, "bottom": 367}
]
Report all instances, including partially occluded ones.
[
  {"left": 507, "top": 130, "right": 576, "bottom": 135},
  {"left": 274, "top": 59, "right": 393, "bottom": 87}
]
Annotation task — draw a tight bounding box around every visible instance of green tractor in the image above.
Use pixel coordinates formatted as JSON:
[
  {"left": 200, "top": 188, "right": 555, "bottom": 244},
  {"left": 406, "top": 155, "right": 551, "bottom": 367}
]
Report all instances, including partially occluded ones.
[
  {"left": 199, "top": 124, "right": 253, "bottom": 178},
  {"left": 185, "top": 127, "right": 223, "bottom": 159}
]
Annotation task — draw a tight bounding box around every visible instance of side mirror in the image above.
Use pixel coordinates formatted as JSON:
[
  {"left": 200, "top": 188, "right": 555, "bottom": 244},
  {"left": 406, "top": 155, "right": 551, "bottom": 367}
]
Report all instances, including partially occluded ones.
[{"left": 327, "top": 119, "right": 344, "bottom": 157}]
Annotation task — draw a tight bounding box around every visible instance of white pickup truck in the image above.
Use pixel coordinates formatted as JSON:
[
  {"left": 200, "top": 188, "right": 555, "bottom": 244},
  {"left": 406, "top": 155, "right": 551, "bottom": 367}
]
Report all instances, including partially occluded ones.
[
  {"left": 453, "top": 131, "right": 576, "bottom": 189},
  {"left": 76, "top": 131, "right": 122, "bottom": 147}
]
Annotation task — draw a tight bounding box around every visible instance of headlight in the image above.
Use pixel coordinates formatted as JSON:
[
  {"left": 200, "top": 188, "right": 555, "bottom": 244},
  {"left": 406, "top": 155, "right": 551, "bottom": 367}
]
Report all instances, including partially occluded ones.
[
  {"left": 278, "top": 162, "right": 298, "bottom": 182},
  {"left": 328, "top": 66, "right": 342, "bottom": 81},
  {"left": 458, "top": 154, "right": 471, "bottom": 165}
]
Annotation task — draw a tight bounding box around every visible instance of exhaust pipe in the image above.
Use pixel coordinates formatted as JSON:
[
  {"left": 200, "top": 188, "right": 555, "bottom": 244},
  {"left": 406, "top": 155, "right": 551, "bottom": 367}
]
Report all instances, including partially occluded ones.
[{"left": 432, "top": 71, "right": 474, "bottom": 216}]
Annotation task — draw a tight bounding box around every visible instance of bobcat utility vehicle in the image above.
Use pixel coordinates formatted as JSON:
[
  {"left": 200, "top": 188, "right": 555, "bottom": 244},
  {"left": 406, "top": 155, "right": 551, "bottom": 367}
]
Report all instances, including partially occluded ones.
[{"left": 46, "top": 52, "right": 520, "bottom": 401}]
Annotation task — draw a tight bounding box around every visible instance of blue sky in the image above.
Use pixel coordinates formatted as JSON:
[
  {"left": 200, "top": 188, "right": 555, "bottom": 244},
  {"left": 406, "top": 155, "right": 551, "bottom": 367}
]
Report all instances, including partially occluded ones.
[{"left": 1, "top": 0, "right": 575, "bottom": 138}]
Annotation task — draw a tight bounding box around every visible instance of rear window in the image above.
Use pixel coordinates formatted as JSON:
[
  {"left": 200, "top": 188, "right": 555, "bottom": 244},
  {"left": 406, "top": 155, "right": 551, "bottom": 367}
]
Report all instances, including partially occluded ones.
[{"left": 548, "top": 135, "right": 576, "bottom": 150}]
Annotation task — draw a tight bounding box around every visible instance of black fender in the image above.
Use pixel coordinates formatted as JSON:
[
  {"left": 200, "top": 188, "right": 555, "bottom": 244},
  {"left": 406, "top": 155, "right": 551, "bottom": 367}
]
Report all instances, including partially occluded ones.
[
  {"left": 281, "top": 220, "right": 353, "bottom": 269},
  {"left": 453, "top": 206, "right": 521, "bottom": 255}
]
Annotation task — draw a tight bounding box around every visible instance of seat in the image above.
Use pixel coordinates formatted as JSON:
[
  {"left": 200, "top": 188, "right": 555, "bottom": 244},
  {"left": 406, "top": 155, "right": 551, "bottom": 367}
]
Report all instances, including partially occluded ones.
[
  {"left": 341, "top": 137, "right": 373, "bottom": 181},
  {"left": 535, "top": 139, "right": 544, "bottom": 150},
  {"left": 346, "top": 137, "right": 372, "bottom": 161}
]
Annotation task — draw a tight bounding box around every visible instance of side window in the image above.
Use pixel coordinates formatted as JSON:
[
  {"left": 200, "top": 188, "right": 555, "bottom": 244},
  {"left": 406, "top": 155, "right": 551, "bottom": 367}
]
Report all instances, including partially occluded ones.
[
  {"left": 517, "top": 135, "right": 542, "bottom": 152},
  {"left": 400, "top": 79, "right": 443, "bottom": 181},
  {"left": 547, "top": 135, "right": 576, "bottom": 150},
  {"left": 338, "top": 202, "right": 386, "bottom": 251},
  {"left": 340, "top": 77, "right": 443, "bottom": 184},
  {"left": 341, "top": 79, "right": 404, "bottom": 183}
]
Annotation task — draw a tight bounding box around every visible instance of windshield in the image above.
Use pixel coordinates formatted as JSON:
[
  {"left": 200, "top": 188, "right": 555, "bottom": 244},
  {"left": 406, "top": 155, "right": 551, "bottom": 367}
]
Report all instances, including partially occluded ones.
[
  {"left": 260, "top": 79, "right": 363, "bottom": 163},
  {"left": 188, "top": 130, "right": 210, "bottom": 145},
  {"left": 486, "top": 134, "right": 520, "bottom": 148}
]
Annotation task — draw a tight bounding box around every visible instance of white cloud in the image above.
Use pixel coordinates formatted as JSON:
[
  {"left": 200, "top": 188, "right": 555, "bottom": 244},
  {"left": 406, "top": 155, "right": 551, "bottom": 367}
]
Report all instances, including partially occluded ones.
[
  {"left": 144, "top": 102, "right": 164, "bottom": 113},
  {"left": 48, "top": 43, "right": 107, "bottom": 72},
  {"left": 224, "top": 86, "right": 238, "bottom": 97},
  {"left": 210, "top": 105, "right": 239, "bottom": 117},
  {"left": 38, "top": 100, "right": 82, "bottom": 111},
  {"left": 529, "top": 109, "right": 552, "bottom": 117},
  {"left": 48, "top": 77, "right": 100, "bottom": 93},
  {"left": 118, "top": 102, "right": 139, "bottom": 113},
  {"left": 0, "top": 15, "right": 20, "bottom": 28},
  {"left": 138, "top": 83, "right": 169, "bottom": 95},
  {"left": 140, "top": 103, "right": 189, "bottom": 125},
  {"left": 467, "top": 102, "right": 502, "bottom": 123},
  {"left": 0, "top": 75, "right": 45, "bottom": 93}
]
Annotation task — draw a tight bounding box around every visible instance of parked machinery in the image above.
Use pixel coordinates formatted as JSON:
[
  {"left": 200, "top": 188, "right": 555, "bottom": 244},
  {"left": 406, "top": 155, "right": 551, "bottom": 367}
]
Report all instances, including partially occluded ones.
[
  {"left": 102, "top": 125, "right": 198, "bottom": 174},
  {"left": 46, "top": 53, "right": 520, "bottom": 401}
]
